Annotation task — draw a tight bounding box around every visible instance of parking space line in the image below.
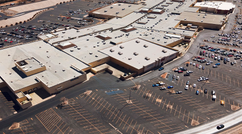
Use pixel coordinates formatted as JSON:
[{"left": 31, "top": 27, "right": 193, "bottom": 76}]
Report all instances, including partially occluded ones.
[{"left": 122, "top": 116, "right": 129, "bottom": 129}]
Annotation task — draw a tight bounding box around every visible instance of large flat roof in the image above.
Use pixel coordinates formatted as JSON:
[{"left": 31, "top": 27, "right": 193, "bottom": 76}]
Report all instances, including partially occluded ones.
[
  {"left": 47, "top": 12, "right": 145, "bottom": 44},
  {"left": 194, "top": 1, "right": 235, "bottom": 11},
  {"left": 175, "top": 11, "right": 225, "bottom": 25},
  {"left": 100, "top": 38, "right": 177, "bottom": 70},
  {"left": 132, "top": 13, "right": 195, "bottom": 37},
  {"left": 59, "top": 36, "right": 111, "bottom": 64},
  {"left": 92, "top": 3, "right": 143, "bottom": 18},
  {"left": 0, "top": 41, "right": 89, "bottom": 92}
]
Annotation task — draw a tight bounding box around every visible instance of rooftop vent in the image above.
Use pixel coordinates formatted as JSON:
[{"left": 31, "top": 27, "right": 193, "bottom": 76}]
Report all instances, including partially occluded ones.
[
  {"left": 110, "top": 49, "right": 114, "bottom": 52},
  {"left": 110, "top": 6, "right": 113, "bottom": 9},
  {"left": 120, "top": 45, "right": 124, "bottom": 49},
  {"left": 122, "top": 8, "right": 125, "bottom": 10},
  {"left": 89, "top": 52, "right": 93, "bottom": 55},
  {"left": 145, "top": 57, "right": 150, "bottom": 60},
  {"left": 128, "top": 58, "right": 132, "bottom": 60},
  {"left": 162, "top": 49, "right": 167, "bottom": 53},
  {"left": 95, "top": 55, "right": 98, "bottom": 57},
  {"left": 144, "top": 44, "right": 148, "bottom": 48},
  {"left": 201, "top": 20, "right": 203, "bottom": 22},
  {"left": 134, "top": 52, "right": 138, "bottom": 56},
  {"left": 136, "top": 40, "right": 140, "bottom": 43},
  {"left": 118, "top": 52, "right": 123, "bottom": 55},
  {"left": 104, "top": 10, "right": 107, "bottom": 12}
]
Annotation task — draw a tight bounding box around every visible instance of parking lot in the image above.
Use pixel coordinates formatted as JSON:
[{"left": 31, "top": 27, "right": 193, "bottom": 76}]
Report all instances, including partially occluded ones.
[{"left": 0, "top": 0, "right": 105, "bottom": 48}]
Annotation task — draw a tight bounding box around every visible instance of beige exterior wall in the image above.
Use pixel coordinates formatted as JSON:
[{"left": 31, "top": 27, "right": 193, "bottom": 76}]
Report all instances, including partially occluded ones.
[
  {"left": 88, "top": 57, "right": 110, "bottom": 68},
  {"left": 180, "top": 20, "right": 223, "bottom": 30},
  {"left": 11, "top": 82, "right": 42, "bottom": 94},
  {"left": 167, "top": 39, "right": 183, "bottom": 47},
  {"left": 41, "top": 73, "right": 87, "bottom": 94},
  {"left": 110, "top": 57, "right": 143, "bottom": 74}
]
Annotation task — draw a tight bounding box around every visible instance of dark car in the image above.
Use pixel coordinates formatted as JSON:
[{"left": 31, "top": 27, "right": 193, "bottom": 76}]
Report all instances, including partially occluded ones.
[
  {"left": 204, "top": 89, "right": 207, "bottom": 94},
  {"left": 217, "top": 124, "right": 225, "bottom": 130},
  {"left": 184, "top": 73, "right": 190, "bottom": 76}
]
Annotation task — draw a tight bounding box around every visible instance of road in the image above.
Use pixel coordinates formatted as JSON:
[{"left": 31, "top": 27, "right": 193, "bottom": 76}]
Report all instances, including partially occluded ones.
[{"left": 175, "top": 109, "right": 242, "bottom": 134}]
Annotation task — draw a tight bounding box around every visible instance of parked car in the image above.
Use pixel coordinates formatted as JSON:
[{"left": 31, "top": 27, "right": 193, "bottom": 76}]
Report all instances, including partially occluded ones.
[
  {"left": 215, "top": 63, "right": 220, "bottom": 66},
  {"left": 167, "top": 86, "right": 173, "bottom": 89},
  {"left": 186, "top": 81, "right": 190, "bottom": 85},
  {"left": 160, "top": 87, "right": 166, "bottom": 90},
  {"left": 193, "top": 84, "right": 196, "bottom": 88},
  {"left": 212, "top": 95, "right": 217, "bottom": 100},
  {"left": 184, "top": 73, "right": 190, "bottom": 76},
  {"left": 152, "top": 84, "right": 160, "bottom": 87},
  {"left": 204, "top": 89, "right": 207, "bottom": 94},
  {"left": 211, "top": 90, "right": 215, "bottom": 95},
  {"left": 213, "top": 65, "right": 218, "bottom": 68},
  {"left": 185, "top": 85, "right": 189, "bottom": 90},
  {"left": 178, "top": 70, "right": 183, "bottom": 73},
  {"left": 196, "top": 90, "right": 199, "bottom": 95},
  {"left": 176, "top": 91, "right": 182, "bottom": 94}
]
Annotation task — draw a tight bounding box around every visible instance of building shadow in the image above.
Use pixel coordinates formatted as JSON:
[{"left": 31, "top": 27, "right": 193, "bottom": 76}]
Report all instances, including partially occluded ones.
[{"left": 12, "top": 67, "right": 27, "bottom": 78}]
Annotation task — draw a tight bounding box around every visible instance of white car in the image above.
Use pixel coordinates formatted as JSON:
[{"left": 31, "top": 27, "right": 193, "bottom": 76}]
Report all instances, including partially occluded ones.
[
  {"left": 185, "top": 85, "right": 189, "bottom": 90},
  {"left": 212, "top": 95, "right": 216, "bottom": 100},
  {"left": 193, "top": 84, "right": 196, "bottom": 88}
]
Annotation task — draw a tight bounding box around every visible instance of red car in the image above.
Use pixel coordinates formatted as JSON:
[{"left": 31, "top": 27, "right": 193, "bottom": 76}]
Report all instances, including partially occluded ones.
[
  {"left": 228, "top": 55, "right": 233, "bottom": 57},
  {"left": 10, "top": 41, "right": 13, "bottom": 43},
  {"left": 178, "top": 70, "right": 183, "bottom": 73}
]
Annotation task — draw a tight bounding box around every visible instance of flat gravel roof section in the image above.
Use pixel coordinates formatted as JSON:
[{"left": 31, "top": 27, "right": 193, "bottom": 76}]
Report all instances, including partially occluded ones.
[{"left": 100, "top": 38, "right": 177, "bottom": 70}]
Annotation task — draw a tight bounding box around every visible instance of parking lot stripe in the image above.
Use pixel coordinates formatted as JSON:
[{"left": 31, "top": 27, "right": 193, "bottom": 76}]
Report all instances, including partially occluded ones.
[
  {"left": 122, "top": 116, "right": 129, "bottom": 129},
  {"left": 127, "top": 120, "right": 135, "bottom": 133},
  {"left": 109, "top": 108, "right": 117, "bottom": 119},
  {"left": 68, "top": 104, "right": 104, "bottom": 134}
]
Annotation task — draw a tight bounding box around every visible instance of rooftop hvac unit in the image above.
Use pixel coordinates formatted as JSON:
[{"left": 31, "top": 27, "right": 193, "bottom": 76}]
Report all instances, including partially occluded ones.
[
  {"left": 118, "top": 52, "right": 123, "bottom": 55},
  {"left": 145, "top": 57, "right": 150, "bottom": 60}
]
